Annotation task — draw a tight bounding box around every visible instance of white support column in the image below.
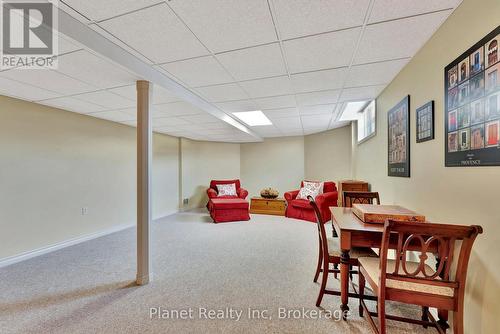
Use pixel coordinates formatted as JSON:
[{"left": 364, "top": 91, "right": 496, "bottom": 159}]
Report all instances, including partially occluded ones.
[{"left": 136, "top": 80, "right": 152, "bottom": 286}]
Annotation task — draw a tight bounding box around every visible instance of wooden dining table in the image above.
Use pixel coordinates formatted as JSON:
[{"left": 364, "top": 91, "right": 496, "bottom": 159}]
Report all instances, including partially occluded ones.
[{"left": 329, "top": 206, "right": 449, "bottom": 328}]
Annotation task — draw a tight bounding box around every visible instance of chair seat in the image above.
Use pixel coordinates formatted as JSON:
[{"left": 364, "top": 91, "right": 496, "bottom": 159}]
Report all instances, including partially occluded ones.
[
  {"left": 358, "top": 257, "right": 454, "bottom": 297},
  {"left": 290, "top": 199, "right": 313, "bottom": 209},
  {"left": 327, "top": 237, "right": 377, "bottom": 258},
  {"left": 209, "top": 198, "right": 249, "bottom": 209}
]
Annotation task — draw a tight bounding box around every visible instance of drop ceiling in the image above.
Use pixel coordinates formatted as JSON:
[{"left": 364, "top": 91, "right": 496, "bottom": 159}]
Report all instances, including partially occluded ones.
[{"left": 0, "top": 0, "right": 463, "bottom": 142}]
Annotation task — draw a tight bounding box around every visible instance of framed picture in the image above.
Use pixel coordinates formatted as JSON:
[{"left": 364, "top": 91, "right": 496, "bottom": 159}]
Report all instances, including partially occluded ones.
[
  {"left": 445, "top": 25, "right": 500, "bottom": 166},
  {"left": 388, "top": 95, "right": 410, "bottom": 177},
  {"left": 416, "top": 101, "right": 435, "bottom": 143}
]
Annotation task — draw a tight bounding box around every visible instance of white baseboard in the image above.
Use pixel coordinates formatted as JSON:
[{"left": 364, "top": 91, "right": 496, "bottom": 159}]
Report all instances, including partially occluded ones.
[
  {"left": 0, "top": 210, "right": 179, "bottom": 269},
  {"left": 0, "top": 223, "right": 134, "bottom": 269}
]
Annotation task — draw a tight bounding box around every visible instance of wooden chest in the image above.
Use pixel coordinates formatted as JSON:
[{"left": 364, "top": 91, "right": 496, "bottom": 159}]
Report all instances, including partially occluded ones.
[
  {"left": 250, "top": 197, "right": 286, "bottom": 216},
  {"left": 338, "top": 180, "right": 369, "bottom": 206}
]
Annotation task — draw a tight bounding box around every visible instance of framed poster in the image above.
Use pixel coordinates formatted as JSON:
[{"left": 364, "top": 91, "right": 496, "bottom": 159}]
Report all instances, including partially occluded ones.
[
  {"left": 445, "top": 25, "right": 500, "bottom": 166},
  {"left": 388, "top": 95, "right": 410, "bottom": 177},
  {"left": 416, "top": 101, "right": 435, "bottom": 143}
]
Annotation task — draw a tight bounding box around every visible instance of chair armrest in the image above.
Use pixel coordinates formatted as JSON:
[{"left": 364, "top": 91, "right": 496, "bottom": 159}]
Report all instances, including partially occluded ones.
[
  {"left": 207, "top": 188, "right": 218, "bottom": 199},
  {"left": 316, "top": 191, "right": 338, "bottom": 208},
  {"left": 284, "top": 190, "right": 299, "bottom": 202},
  {"left": 237, "top": 188, "right": 249, "bottom": 199}
]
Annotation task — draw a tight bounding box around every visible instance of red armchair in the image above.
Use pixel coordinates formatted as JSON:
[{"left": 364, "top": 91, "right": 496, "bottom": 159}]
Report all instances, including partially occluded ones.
[
  {"left": 207, "top": 180, "right": 250, "bottom": 223},
  {"left": 207, "top": 179, "right": 248, "bottom": 200},
  {"left": 284, "top": 181, "right": 338, "bottom": 223}
]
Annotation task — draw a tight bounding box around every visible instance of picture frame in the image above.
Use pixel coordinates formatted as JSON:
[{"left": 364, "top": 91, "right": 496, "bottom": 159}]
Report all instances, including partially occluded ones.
[
  {"left": 388, "top": 95, "right": 410, "bottom": 177},
  {"left": 416, "top": 101, "right": 435, "bottom": 143},
  {"left": 444, "top": 25, "right": 500, "bottom": 167}
]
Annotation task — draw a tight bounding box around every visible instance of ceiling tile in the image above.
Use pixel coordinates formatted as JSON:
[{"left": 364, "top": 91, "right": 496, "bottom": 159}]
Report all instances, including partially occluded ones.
[
  {"left": 153, "top": 125, "right": 180, "bottom": 133},
  {"left": 263, "top": 107, "right": 299, "bottom": 119},
  {"left": 106, "top": 107, "right": 136, "bottom": 116},
  {"left": 57, "top": 1, "right": 91, "bottom": 24},
  {"left": 345, "top": 58, "right": 409, "bottom": 87},
  {"left": 0, "top": 77, "right": 60, "bottom": 101},
  {"left": 254, "top": 95, "right": 296, "bottom": 110},
  {"left": 272, "top": 116, "right": 302, "bottom": 129},
  {"left": 295, "top": 89, "right": 340, "bottom": 106},
  {"left": 180, "top": 113, "right": 220, "bottom": 124},
  {"left": 195, "top": 83, "right": 248, "bottom": 102},
  {"left": 88, "top": 24, "right": 154, "bottom": 64},
  {"left": 109, "top": 84, "right": 179, "bottom": 104},
  {"left": 283, "top": 27, "right": 360, "bottom": 73},
  {"left": 175, "top": 124, "right": 208, "bottom": 132},
  {"left": 40, "top": 96, "right": 106, "bottom": 114},
  {"left": 62, "top": 0, "right": 161, "bottom": 21},
  {"left": 153, "top": 117, "right": 190, "bottom": 126},
  {"left": 339, "top": 85, "right": 386, "bottom": 102},
  {"left": 58, "top": 36, "right": 82, "bottom": 55},
  {"left": 303, "top": 127, "right": 328, "bottom": 135},
  {"left": 329, "top": 120, "right": 352, "bottom": 130},
  {"left": 272, "top": 0, "right": 370, "bottom": 39},
  {"left": 203, "top": 122, "right": 234, "bottom": 130},
  {"left": 354, "top": 10, "right": 451, "bottom": 64},
  {"left": 0, "top": 69, "right": 96, "bottom": 95},
  {"left": 99, "top": 4, "right": 209, "bottom": 63},
  {"left": 239, "top": 76, "right": 293, "bottom": 98},
  {"left": 168, "top": 0, "right": 277, "bottom": 53},
  {"left": 251, "top": 125, "right": 283, "bottom": 137},
  {"left": 57, "top": 50, "right": 137, "bottom": 88},
  {"left": 290, "top": 67, "right": 347, "bottom": 93},
  {"left": 216, "top": 43, "right": 286, "bottom": 81},
  {"left": 74, "top": 90, "right": 135, "bottom": 109},
  {"left": 280, "top": 129, "right": 304, "bottom": 136},
  {"left": 154, "top": 101, "right": 203, "bottom": 117},
  {"left": 153, "top": 86, "right": 181, "bottom": 104},
  {"left": 299, "top": 104, "right": 336, "bottom": 115},
  {"left": 160, "top": 56, "right": 233, "bottom": 87},
  {"left": 301, "top": 114, "right": 332, "bottom": 128},
  {"left": 369, "top": 0, "right": 461, "bottom": 24},
  {"left": 106, "top": 85, "right": 136, "bottom": 100},
  {"left": 89, "top": 110, "right": 135, "bottom": 122},
  {"left": 216, "top": 99, "right": 259, "bottom": 113}
]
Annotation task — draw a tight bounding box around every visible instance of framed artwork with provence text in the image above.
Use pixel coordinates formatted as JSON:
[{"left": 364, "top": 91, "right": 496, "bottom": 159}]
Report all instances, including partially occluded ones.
[
  {"left": 445, "top": 25, "right": 500, "bottom": 166},
  {"left": 388, "top": 95, "right": 410, "bottom": 177}
]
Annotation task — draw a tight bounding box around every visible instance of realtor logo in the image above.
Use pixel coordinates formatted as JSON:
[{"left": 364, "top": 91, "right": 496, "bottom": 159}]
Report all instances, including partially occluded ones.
[{"left": 1, "top": 0, "right": 58, "bottom": 69}]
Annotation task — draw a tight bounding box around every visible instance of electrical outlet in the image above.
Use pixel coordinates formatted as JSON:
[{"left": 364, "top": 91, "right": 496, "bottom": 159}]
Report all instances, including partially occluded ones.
[
  {"left": 81, "top": 207, "right": 89, "bottom": 215},
  {"left": 183, "top": 198, "right": 189, "bottom": 205}
]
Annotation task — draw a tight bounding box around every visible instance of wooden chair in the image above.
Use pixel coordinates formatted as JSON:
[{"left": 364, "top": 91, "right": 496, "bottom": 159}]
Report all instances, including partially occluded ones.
[
  {"left": 343, "top": 191, "right": 380, "bottom": 208},
  {"left": 358, "top": 219, "right": 483, "bottom": 334},
  {"left": 308, "top": 196, "right": 377, "bottom": 307}
]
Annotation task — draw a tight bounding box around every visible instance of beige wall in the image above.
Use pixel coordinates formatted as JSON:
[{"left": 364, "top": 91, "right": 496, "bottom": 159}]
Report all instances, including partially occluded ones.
[
  {"left": 353, "top": 0, "right": 500, "bottom": 331},
  {"left": 241, "top": 137, "right": 305, "bottom": 197},
  {"left": 180, "top": 138, "right": 240, "bottom": 210},
  {"left": 0, "top": 95, "right": 179, "bottom": 260},
  {"left": 305, "top": 125, "right": 352, "bottom": 183},
  {"left": 153, "top": 135, "right": 180, "bottom": 218}
]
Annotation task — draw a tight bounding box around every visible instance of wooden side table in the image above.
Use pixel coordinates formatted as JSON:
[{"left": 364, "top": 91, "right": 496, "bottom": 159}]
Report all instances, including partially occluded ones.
[
  {"left": 250, "top": 197, "right": 286, "bottom": 216},
  {"left": 338, "top": 180, "right": 369, "bottom": 206}
]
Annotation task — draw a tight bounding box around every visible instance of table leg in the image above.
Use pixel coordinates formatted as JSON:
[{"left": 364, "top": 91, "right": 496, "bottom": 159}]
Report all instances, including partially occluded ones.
[{"left": 340, "top": 249, "right": 350, "bottom": 320}]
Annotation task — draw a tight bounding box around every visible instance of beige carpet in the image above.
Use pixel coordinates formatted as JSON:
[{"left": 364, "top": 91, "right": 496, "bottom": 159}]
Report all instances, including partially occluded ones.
[{"left": 0, "top": 210, "right": 437, "bottom": 333}]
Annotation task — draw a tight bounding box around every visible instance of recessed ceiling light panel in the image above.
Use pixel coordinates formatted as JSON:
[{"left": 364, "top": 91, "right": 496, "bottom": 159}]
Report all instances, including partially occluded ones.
[{"left": 232, "top": 110, "right": 272, "bottom": 126}]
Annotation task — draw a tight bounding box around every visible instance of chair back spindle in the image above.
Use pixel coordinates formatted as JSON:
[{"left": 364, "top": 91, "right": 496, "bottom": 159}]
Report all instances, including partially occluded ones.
[{"left": 343, "top": 191, "right": 380, "bottom": 208}]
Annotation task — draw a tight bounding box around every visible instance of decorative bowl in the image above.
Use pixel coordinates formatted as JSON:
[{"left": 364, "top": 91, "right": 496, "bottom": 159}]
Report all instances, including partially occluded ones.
[{"left": 260, "top": 188, "right": 279, "bottom": 199}]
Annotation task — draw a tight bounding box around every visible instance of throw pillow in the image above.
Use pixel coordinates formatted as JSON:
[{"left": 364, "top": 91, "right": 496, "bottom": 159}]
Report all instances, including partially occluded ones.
[
  {"left": 216, "top": 183, "right": 237, "bottom": 197},
  {"left": 296, "top": 181, "right": 324, "bottom": 200}
]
